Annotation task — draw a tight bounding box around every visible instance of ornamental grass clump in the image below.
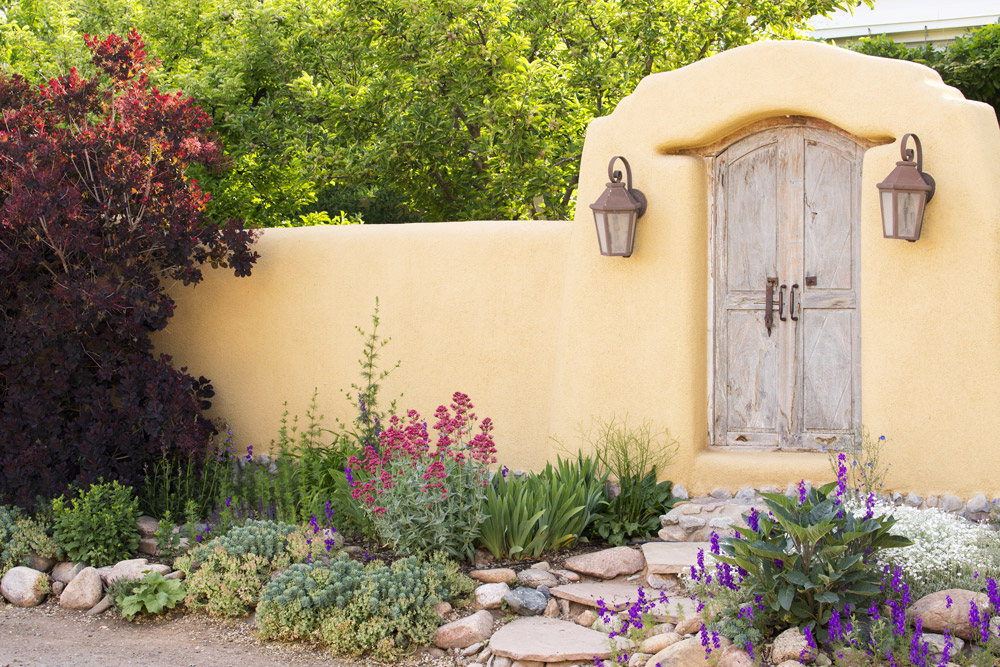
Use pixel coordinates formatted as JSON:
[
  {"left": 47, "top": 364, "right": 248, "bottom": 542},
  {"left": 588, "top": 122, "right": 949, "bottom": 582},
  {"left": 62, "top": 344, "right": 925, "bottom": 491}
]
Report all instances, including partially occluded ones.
[{"left": 349, "top": 392, "right": 496, "bottom": 561}]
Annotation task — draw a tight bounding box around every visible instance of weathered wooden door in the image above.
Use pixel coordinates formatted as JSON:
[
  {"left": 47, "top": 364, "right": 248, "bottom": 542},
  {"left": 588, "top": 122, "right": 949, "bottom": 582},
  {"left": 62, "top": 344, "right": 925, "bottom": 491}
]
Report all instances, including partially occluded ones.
[{"left": 712, "top": 125, "right": 862, "bottom": 451}]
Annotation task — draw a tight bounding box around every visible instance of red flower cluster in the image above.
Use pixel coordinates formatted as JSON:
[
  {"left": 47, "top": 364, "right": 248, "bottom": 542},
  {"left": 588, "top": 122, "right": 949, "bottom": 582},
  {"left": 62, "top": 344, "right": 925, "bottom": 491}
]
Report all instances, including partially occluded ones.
[{"left": 349, "top": 392, "right": 497, "bottom": 514}]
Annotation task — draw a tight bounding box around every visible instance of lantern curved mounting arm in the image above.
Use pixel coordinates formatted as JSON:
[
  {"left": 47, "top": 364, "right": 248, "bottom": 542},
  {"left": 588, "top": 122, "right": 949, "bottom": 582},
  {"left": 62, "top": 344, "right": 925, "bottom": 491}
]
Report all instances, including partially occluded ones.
[
  {"left": 900, "top": 133, "right": 936, "bottom": 203},
  {"left": 607, "top": 155, "right": 647, "bottom": 218}
]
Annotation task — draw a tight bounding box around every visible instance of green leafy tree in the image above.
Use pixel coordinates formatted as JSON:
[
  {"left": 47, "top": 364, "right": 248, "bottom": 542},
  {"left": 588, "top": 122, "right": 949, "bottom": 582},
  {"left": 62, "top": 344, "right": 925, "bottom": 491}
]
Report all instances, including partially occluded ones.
[
  {"left": 1, "top": 0, "right": 870, "bottom": 225},
  {"left": 848, "top": 25, "right": 1000, "bottom": 123}
]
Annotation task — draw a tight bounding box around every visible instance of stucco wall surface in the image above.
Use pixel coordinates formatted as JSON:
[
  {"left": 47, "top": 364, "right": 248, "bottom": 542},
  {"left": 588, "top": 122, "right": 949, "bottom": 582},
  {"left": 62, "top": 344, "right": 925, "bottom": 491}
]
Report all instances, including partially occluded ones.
[{"left": 157, "top": 40, "right": 1000, "bottom": 498}]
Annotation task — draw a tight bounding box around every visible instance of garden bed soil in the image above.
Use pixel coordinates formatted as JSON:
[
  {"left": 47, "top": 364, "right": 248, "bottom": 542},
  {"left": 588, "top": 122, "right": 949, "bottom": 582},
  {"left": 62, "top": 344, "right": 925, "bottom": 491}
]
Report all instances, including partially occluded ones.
[{"left": 0, "top": 601, "right": 451, "bottom": 667}]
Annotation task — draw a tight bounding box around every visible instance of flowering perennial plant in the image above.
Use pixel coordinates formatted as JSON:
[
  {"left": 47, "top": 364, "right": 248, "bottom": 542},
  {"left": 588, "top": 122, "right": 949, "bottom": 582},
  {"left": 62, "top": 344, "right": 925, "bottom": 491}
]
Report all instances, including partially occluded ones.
[{"left": 349, "top": 392, "right": 496, "bottom": 560}]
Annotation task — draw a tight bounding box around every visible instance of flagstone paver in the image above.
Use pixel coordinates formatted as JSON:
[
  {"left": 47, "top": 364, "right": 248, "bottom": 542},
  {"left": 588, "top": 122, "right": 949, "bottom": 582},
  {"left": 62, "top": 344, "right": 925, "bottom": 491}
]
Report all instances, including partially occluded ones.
[
  {"left": 489, "top": 617, "right": 633, "bottom": 662},
  {"left": 549, "top": 582, "right": 698, "bottom": 622},
  {"left": 640, "top": 542, "right": 713, "bottom": 574}
]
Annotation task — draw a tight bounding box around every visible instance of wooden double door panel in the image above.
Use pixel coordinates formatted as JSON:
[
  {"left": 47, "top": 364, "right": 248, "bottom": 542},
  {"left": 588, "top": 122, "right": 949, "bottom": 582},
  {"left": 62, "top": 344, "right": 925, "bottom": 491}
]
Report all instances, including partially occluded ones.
[{"left": 712, "top": 125, "right": 862, "bottom": 451}]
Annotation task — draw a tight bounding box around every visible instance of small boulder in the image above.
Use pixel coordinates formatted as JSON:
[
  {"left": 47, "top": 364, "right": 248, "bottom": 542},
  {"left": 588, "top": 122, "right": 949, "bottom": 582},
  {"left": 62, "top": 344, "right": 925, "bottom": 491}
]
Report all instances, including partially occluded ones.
[
  {"left": 1, "top": 566, "right": 49, "bottom": 607},
  {"left": 563, "top": 547, "right": 646, "bottom": 579},
  {"left": 475, "top": 582, "right": 510, "bottom": 610},
  {"left": 434, "top": 601, "right": 453, "bottom": 618},
  {"left": 138, "top": 538, "right": 158, "bottom": 556},
  {"left": 775, "top": 662, "right": 807, "bottom": 667},
  {"left": 136, "top": 516, "right": 159, "bottom": 539},
  {"left": 645, "top": 637, "right": 708, "bottom": 667},
  {"left": 771, "top": 627, "right": 816, "bottom": 663},
  {"left": 435, "top": 609, "right": 494, "bottom": 649},
  {"left": 60, "top": 567, "right": 103, "bottom": 610},
  {"left": 104, "top": 558, "right": 170, "bottom": 585},
  {"left": 574, "top": 610, "right": 597, "bottom": 626},
  {"left": 674, "top": 614, "right": 704, "bottom": 636},
  {"left": 51, "top": 562, "right": 86, "bottom": 585},
  {"left": 907, "top": 589, "right": 991, "bottom": 640},
  {"left": 86, "top": 594, "right": 112, "bottom": 616},
  {"left": 516, "top": 569, "right": 559, "bottom": 589},
  {"left": 25, "top": 553, "right": 56, "bottom": 573},
  {"left": 505, "top": 587, "right": 548, "bottom": 616},
  {"left": 52, "top": 581, "right": 65, "bottom": 597},
  {"left": 470, "top": 568, "right": 517, "bottom": 584},
  {"left": 717, "top": 646, "right": 755, "bottom": 667},
  {"left": 543, "top": 598, "right": 560, "bottom": 618},
  {"left": 639, "top": 632, "right": 683, "bottom": 654}
]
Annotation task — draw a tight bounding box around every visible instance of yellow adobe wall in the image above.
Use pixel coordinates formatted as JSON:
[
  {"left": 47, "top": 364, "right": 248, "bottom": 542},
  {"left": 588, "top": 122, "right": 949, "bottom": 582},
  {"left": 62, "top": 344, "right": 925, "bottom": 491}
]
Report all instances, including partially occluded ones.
[{"left": 156, "top": 40, "right": 1000, "bottom": 498}]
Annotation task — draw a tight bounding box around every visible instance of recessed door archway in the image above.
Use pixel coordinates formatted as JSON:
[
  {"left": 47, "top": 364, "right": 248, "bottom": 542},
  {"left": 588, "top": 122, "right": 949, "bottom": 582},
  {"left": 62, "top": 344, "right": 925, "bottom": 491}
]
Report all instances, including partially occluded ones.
[{"left": 707, "top": 120, "right": 864, "bottom": 451}]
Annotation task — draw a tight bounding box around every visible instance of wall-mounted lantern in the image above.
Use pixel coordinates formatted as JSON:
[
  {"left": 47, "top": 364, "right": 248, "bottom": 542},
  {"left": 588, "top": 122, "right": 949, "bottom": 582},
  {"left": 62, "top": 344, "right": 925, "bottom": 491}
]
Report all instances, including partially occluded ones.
[
  {"left": 590, "top": 155, "right": 647, "bottom": 257},
  {"left": 876, "top": 133, "right": 936, "bottom": 242}
]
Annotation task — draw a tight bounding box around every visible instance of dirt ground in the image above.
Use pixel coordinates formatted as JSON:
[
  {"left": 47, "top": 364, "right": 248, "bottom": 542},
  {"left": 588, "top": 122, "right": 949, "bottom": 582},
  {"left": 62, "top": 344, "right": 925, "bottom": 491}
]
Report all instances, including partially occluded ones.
[{"left": 0, "top": 601, "right": 442, "bottom": 667}]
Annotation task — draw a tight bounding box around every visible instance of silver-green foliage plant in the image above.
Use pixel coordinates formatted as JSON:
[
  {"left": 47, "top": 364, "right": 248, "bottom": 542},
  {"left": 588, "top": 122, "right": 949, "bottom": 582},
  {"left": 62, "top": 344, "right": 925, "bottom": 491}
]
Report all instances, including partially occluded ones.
[
  {"left": 51, "top": 480, "right": 139, "bottom": 567},
  {"left": 477, "top": 454, "right": 607, "bottom": 559},
  {"left": 178, "top": 519, "right": 310, "bottom": 618},
  {"left": 257, "top": 553, "right": 473, "bottom": 660},
  {"left": 117, "top": 571, "right": 186, "bottom": 620}
]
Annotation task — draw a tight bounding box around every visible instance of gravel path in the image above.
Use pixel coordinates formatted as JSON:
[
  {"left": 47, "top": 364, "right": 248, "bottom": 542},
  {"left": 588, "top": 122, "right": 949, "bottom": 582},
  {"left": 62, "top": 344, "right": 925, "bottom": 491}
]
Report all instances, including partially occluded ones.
[{"left": 0, "top": 601, "right": 447, "bottom": 667}]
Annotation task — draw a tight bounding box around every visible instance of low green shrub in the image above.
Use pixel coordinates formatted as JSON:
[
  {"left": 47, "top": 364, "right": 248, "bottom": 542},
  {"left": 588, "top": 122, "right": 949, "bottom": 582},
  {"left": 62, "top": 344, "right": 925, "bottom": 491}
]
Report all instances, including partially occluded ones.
[
  {"left": 116, "top": 571, "right": 186, "bottom": 620},
  {"left": 714, "top": 478, "right": 912, "bottom": 640},
  {"left": 1, "top": 507, "right": 61, "bottom": 577},
  {"left": 257, "top": 553, "right": 473, "bottom": 660},
  {"left": 186, "top": 519, "right": 298, "bottom": 564},
  {"left": 51, "top": 480, "right": 139, "bottom": 567},
  {"left": 182, "top": 547, "right": 273, "bottom": 617},
  {"left": 478, "top": 454, "right": 607, "bottom": 559}
]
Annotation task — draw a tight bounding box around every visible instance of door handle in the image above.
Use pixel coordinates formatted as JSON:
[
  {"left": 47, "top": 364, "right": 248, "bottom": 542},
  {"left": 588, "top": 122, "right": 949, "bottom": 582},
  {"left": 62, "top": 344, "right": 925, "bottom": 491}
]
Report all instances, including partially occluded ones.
[
  {"left": 790, "top": 283, "right": 800, "bottom": 321},
  {"left": 765, "top": 277, "right": 778, "bottom": 336},
  {"left": 778, "top": 284, "right": 787, "bottom": 322}
]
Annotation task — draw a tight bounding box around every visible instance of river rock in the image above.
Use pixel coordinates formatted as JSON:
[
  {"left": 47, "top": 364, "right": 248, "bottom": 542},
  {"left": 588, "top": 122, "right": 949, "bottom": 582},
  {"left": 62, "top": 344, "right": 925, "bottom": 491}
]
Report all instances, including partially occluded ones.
[
  {"left": 25, "top": 554, "right": 56, "bottom": 572},
  {"left": 435, "top": 610, "right": 494, "bottom": 649},
  {"left": 470, "top": 568, "right": 517, "bottom": 584},
  {"left": 639, "top": 632, "right": 683, "bottom": 654},
  {"left": 771, "top": 627, "right": 816, "bottom": 663},
  {"left": 104, "top": 558, "right": 170, "bottom": 584},
  {"left": 1, "top": 566, "right": 49, "bottom": 607},
  {"left": 517, "top": 569, "right": 559, "bottom": 589},
  {"left": 475, "top": 582, "right": 510, "bottom": 610},
  {"left": 505, "top": 587, "right": 548, "bottom": 616},
  {"left": 51, "top": 562, "right": 87, "bottom": 585},
  {"left": 645, "top": 637, "right": 710, "bottom": 667},
  {"left": 59, "top": 567, "right": 103, "bottom": 610},
  {"left": 136, "top": 516, "right": 159, "bottom": 538}
]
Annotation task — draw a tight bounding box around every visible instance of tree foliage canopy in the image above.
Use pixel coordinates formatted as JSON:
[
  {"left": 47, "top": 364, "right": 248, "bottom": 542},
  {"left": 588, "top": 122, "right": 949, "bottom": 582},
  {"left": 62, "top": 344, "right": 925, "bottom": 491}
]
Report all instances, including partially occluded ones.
[
  {"left": 849, "top": 25, "right": 1000, "bottom": 124},
  {"left": 0, "top": 30, "right": 258, "bottom": 505},
  {"left": 1, "top": 0, "right": 867, "bottom": 225}
]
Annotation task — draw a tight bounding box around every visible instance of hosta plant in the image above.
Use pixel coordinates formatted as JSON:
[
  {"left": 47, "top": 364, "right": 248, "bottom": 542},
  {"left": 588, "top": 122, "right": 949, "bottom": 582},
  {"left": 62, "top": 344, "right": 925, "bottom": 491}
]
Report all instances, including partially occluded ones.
[
  {"left": 714, "top": 474, "right": 912, "bottom": 639},
  {"left": 349, "top": 392, "right": 496, "bottom": 561}
]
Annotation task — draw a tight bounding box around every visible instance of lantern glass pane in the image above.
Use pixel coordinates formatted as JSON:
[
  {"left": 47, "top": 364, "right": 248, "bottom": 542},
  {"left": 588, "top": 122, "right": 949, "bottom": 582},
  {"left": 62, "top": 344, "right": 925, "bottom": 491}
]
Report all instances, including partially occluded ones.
[
  {"left": 881, "top": 191, "right": 895, "bottom": 237},
  {"left": 608, "top": 212, "right": 634, "bottom": 255},
  {"left": 897, "top": 191, "right": 923, "bottom": 239},
  {"left": 593, "top": 212, "right": 609, "bottom": 254}
]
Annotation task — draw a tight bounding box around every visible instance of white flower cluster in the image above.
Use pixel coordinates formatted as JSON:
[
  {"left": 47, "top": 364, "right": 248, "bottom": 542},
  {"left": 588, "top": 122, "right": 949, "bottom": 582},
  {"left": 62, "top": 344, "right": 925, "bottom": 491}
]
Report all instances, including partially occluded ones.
[{"left": 857, "top": 502, "right": 1000, "bottom": 600}]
